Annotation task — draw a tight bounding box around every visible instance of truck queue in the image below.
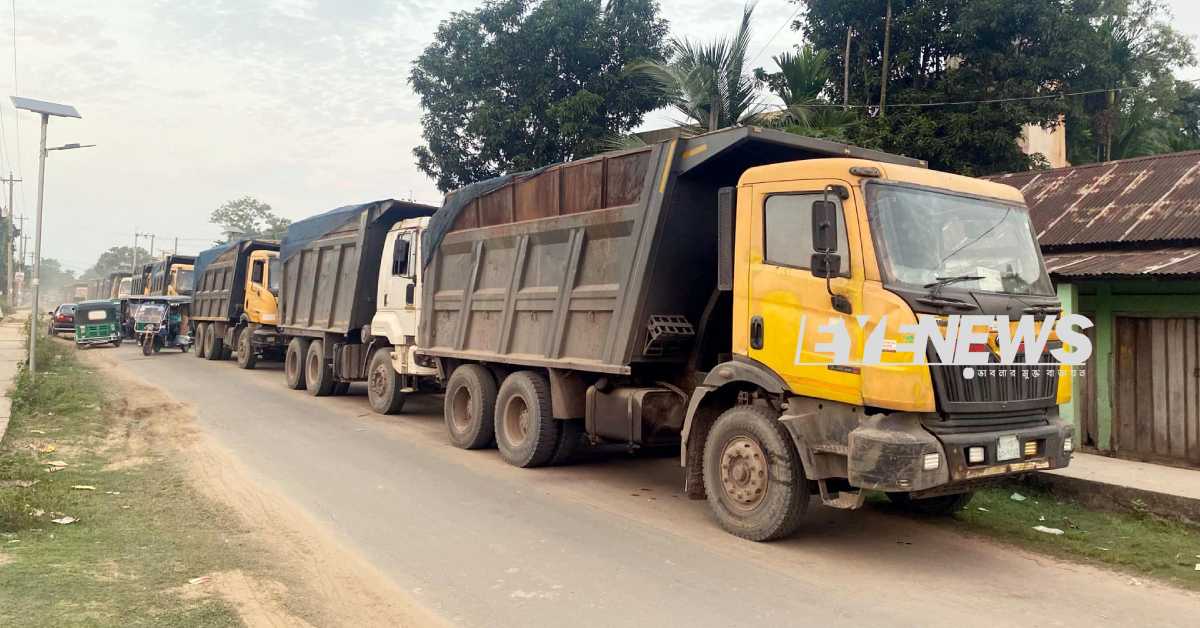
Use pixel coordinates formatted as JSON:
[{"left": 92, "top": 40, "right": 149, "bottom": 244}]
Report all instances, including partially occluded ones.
[{"left": 56, "top": 128, "right": 1076, "bottom": 541}]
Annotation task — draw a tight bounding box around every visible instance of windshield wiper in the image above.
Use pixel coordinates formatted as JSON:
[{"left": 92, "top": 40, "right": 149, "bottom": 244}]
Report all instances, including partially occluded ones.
[{"left": 923, "top": 275, "right": 983, "bottom": 290}]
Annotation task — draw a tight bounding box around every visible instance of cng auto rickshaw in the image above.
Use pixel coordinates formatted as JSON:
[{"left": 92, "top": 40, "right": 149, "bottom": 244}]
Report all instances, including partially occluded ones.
[
  {"left": 132, "top": 296, "right": 193, "bottom": 355},
  {"left": 73, "top": 300, "right": 123, "bottom": 348}
]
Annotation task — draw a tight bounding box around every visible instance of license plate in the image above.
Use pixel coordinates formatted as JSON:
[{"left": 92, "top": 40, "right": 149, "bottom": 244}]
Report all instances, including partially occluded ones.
[{"left": 997, "top": 435, "right": 1020, "bottom": 461}]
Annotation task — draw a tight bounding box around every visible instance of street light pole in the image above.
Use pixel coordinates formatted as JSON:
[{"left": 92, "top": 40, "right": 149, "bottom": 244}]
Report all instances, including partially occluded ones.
[
  {"left": 12, "top": 96, "right": 85, "bottom": 378},
  {"left": 28, "top": 113, "right": 48, "bottom": 376}
]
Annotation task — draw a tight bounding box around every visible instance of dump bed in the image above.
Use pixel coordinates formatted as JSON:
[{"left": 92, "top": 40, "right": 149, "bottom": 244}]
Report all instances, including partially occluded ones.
[
  {"left": 419, "top": 127, "right": 924, "bottom": 374},
  {"left": 192, "top": 239, "right": 279, "bottom": 323},
  {"left": 279, "top": 199, "right": 437, "bottom": 336}
]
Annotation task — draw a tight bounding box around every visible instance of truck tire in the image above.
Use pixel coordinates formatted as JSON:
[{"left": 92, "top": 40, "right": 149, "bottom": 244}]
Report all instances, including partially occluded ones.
[
  {"left": 494, "top": 371, "right": 561, "bottom": 468},
  {"left": 367, "top": 348, "right": 406, "bottom": 415},
  {"left": 204, "top": 325, "right": 224, "bottom": 361},
  {"left": 194, "top": 323, "right": 208, "bottom": 358},
  {"left": 236, "top": 327, "right": 257, "bottom": 370},
  {"left": 284, "top": 337, "right": 309, "bottom": 390},
  {"left": 886, "top": 491, "right": 974, "bottom": 516},
  {"left": 548, "top": 419, "right": 583, "bottom": 466},
  {"left": 444, "top": 364, "right": 497, "bottom": 449},
  {"left": 304, "top": 339, "right": 335, "bottom": 397},
  {"left": 702, "top": 404, "right": 808, "bottom": 541}
]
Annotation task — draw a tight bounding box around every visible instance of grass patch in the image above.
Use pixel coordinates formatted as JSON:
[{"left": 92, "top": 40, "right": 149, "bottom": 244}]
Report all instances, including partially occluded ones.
[
  {"left": 930, "top": 485, "right": 1200, "bottom": 590},
  {"left": 0, "top": 333, "right": 256, "bottom": 627}
]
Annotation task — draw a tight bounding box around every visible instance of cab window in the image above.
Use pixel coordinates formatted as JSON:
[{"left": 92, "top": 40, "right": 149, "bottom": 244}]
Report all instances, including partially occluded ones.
[
  {"left": 251, "top": 260, "right": 265, "bottom": 284},
  {"left": 392, "top": 232, "right": 414, "bottom": 276},
  {"left": 763, "top": 193, "right": 849, "bottom": 274}
]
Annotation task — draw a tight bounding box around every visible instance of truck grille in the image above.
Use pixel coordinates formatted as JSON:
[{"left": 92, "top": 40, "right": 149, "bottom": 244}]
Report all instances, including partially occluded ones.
[{"left": 929, "top": 349, "right": 1060, "bottom": 414}]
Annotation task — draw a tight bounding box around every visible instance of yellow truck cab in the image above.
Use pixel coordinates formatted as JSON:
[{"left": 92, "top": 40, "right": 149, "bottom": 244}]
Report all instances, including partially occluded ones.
[
  {"left": 244, "top": 249, "right": 279, "bottom": 326},
  {"left": 417, "top": 127, "right": 1075, "bottom": 540},
  {"left": 191, "top": 240, "right": 285, "bottom": 367},
  {"left": 167, "top": 264, "right": 194, "bottom": 296}
]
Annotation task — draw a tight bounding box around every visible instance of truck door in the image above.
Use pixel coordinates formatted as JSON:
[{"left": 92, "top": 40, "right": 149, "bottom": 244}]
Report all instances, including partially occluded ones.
[
  {"left": 376, "top": 228, "right": 420, "bottom": 339},
  {"left": 244, "top": 253, "right": 276, "bottom": 324},
  {"left": 745, "top": 180, "right": 865, "bottom": 405}
]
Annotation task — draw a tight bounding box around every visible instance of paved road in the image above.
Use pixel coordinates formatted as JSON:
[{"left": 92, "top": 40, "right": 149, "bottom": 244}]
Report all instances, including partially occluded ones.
[{"left": 109, "top": 346, "right": 1198, "bottom": 627}]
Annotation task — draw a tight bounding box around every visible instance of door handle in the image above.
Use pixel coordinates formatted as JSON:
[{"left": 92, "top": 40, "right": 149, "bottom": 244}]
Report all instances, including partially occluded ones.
[
  {"left": 750, "top": 316, "right": 764, "bottom": 350},
  {"left": 384, "top": 293, "right": 388, "bottom": 307}
]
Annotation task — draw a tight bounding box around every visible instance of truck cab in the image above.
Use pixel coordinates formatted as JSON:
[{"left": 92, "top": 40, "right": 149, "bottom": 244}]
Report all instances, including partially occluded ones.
[
  {"left": 117, "top": 277, "right": 131, "bottom": 298},
  {"left": 167, "top": 264, "right": 194, "bottom": 296},
  {"left": 374, "top": 217, "right": 436, "bottom": 380},
  {"left": 244, "top": 249, "right": 279, "bottom": 325}
]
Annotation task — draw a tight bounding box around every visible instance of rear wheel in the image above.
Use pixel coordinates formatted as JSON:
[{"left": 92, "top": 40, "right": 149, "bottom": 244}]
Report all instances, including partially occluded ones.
[
  {"left": 443, "top": 364, "right": 497, "bottom": 449},
  {"left": 548, "top": 419, "right": 583, "bottom": 466},
  {"left": 284, "top": 337, "right": 309, "bottom": 390},
  {"left": 194, "top": 323, "right": 208, "bottom": 358},
  {"left": 494, "top": 371, "right": 560, "bottom": 468},
  {"left": 886, "top": 491, "right": 974, "bottom": 516},
  {"left": 367, "top": 348, "right": 406, "bottom": 415},
  {"left": 202, "top": 325, "right": 221, "bottom": 361},
  {"left": 703, "top": 404, "right": 808, "bottom": 541},
  {"left": 304, "top": 339, "right": 334, "bottom": 397},
  {"left": 236, "top": 327, "right": 257, "bottom": 369}
]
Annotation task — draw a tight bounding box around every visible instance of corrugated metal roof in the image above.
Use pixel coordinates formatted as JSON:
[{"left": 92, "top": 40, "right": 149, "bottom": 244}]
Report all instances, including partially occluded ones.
[
  {"left": 1043, "top": 246, "right": 1200, "bottom": 278},
  {"left": 989, "top": 151, "right": 1200, "bottom": 247}
]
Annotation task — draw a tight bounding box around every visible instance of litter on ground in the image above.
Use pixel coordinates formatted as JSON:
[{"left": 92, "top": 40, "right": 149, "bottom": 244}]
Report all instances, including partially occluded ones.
[
  {"left": 50, "top": 516, "right": 77, "bottom": 525},
  {"left": 1010, "top": 493, "right": 1027, "bottom": 502},
  {"left": 1032, "top": 525, "right": 1065, "bottom": 535},
  {"left": 71, "top": 485, "right": 96, "bottom": 491}
]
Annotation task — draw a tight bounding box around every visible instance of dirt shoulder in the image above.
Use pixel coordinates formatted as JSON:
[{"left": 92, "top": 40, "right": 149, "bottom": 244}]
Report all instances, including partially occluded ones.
[{"left": 0, "top": 336, "right": 443, "bottom": 627}]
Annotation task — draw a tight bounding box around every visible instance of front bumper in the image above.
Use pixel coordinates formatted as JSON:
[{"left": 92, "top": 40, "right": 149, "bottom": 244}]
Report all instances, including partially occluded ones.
[
  {"left": 76, "top": 334, "right": 121, "bottom": 346},
  {"left": 847, "top": 411, "right": 1073, "bottom": 493}
]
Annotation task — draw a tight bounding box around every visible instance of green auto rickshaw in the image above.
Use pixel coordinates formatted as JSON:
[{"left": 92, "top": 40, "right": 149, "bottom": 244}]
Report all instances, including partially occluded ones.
[{"left": 73, "top": 300, "right": 123, "bottom": 348}]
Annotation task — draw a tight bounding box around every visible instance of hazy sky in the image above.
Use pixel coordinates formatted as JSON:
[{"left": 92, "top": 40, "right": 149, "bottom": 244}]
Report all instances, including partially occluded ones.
[{"left": 1, "top": 0, "right": 1197, "bottom": 273}]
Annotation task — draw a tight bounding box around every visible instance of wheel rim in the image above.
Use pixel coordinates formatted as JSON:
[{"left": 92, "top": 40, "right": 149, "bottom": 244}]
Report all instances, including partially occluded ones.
[
  {"left": 306, "top": 351, "right": 319, "bottom": 382},
  {"left": 368, "top": 362, "right": 388, "bottom": 400},
  {"left": 287, "top": 347, "right": 298, "bottom": 376},
  {"left": 502, "top": 395, "right": 530, "bottom": 448},
  {"left": 450, "top": 385, "right": 472, "bottom": 433},
  {"left": 719, "top": 435, "right": 768, "bottom": 512}
]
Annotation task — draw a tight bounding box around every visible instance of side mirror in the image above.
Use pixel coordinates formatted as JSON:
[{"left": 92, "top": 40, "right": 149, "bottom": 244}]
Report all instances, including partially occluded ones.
[
  {"left": 811, "top": 253, "right": 842, "bottom": 278},
  {"left": 811, "top": 200, "right": 838, "bottom": 253},
  {"left": 392, "top": 237, "right": 410, "bottom": 276}
]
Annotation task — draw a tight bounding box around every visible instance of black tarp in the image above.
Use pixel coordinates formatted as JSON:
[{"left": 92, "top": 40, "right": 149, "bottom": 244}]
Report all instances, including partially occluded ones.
[
  {"left": 282, "top": 199, "right": 437, "bottom": 263},
  {"left": 192, "top": 241, "right": 238, "bottom": 283}
]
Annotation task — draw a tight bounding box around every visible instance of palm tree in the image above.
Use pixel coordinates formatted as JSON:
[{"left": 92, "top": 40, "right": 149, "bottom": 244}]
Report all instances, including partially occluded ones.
[
  {"left": 760, "top": 45, "right": 858, "bottom": 141},
  {"left": 630, "top": 2, "right": 760, "bottom": 133}
]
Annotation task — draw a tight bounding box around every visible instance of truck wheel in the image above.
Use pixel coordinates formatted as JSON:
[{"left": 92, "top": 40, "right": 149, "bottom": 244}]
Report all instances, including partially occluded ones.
[
  {"left": 203, "top": 325, "right": 224, "bottom": 361},
  {"left": 284, "top": 338, "right": 309, "bottom": 390},
  {"left": 494, "top": 371, "right": 561, "bottom": 468},
  {"left": 548, "top": 419, "right": 583, "bottom": 466},
  {"left": 886, "top": 491, "right": 974, "bottom": 516},
  {"left": 305, "top": 339, "right": 334, "bottom": 396},
  {"left": 444, "top": 364, "right": 497, "bottom": 449},
  {"left": 702, "top": 404, "right": 808, "bottom": 541},
  {"left": 194, "top": 323, "right": 208, "bottom": 358},
  {"left": 236, "top": 328, "right": 257, "bottom": 370},
  {"left": 367, "top": 348, "right": 406, "bottom": 415}
]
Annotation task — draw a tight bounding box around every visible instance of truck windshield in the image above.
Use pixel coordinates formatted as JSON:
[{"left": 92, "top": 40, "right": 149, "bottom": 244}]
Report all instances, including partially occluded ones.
[
  {"left": 267, "top": 257, "right": 280, "bottom": 295},
  {"left": 176, "top": 269, "right": 195, "bottom": 294},
  {"left": 866, "top": 183, "right": 1053, "bottom": 296}
]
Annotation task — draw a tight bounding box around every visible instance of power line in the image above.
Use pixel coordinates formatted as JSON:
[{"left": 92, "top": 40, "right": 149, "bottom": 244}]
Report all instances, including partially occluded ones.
[{"left": 748, "top": 4, "right": 803, "bottom": 66}]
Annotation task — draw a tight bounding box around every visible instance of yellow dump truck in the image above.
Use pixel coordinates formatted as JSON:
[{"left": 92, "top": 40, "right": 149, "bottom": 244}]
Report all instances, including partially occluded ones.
[
  {"left": 417, "top": 127, "right": 1075, "bottom": 540},
  {"left": 191, "top": 239, "right": 285, "bottom": 368}
]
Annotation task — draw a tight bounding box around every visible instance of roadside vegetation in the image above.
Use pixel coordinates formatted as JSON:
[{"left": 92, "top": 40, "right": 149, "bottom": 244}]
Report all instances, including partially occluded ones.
[
  {"left": 0, "top": 333, "right": 254, "bottom": 626},
  {"left": 883, "top": 485, "right": 1200, "bottom": 591}
]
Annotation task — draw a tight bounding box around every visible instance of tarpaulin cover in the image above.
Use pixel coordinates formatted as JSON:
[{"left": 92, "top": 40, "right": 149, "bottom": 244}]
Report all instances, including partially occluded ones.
[
  {"left": 422, "top": 165, "right": 552, "bottom": 268},
  {"left": 282, "top": 199, "right": 437, "bottom": 263},
  {"left": 192, "top": 241, "right": 238, "bottom": 283}
]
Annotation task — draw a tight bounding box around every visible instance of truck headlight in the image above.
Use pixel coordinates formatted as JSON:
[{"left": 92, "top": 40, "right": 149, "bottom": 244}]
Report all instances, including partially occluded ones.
[
  {"left": 966, "top": 447, "right": 985, "bottom": 464},
  {"left": 922, "top": 453, "right": 940, "bottom": 471}
]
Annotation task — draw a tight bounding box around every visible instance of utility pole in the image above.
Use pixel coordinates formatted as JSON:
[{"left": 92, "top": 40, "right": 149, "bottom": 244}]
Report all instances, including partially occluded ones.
[
  {"left": 0, "top": 171, "right": 20, "bottom": 309},
  {"left": 148, "top": 234, "right": 155, "bottom": 260},
  {"left": 843, "top": 27, "right": 853, "bottom": 110},
  {"left": 131, "top": 232, "right": 139, "bottom": 276},
  {"left": 173, "top": 236, "right": 178, "bottom": 255},
  {"left": 879, "top": 0, "right": 893, "bottom": 118}
]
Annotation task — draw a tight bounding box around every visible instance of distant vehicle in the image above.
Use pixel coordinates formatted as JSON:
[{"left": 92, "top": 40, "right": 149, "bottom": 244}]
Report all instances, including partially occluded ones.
[
  {"left": 73, "top": 300, "right": 123, "bottom": 348},
  {"left": 190, "top": 239, "right": 284, "bottom": 368},
  {"left": 48, "top": 303, "right": 76, "bottom": 336}
]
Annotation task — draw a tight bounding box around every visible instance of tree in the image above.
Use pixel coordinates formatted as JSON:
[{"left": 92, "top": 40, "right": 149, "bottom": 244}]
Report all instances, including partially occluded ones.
[
  {"left": 210, "top": 196, "right": 290, "bottom": 242},
  {"left": 632, "top": 2, "right": 760, "bottom": 133},
  {"left": 411, "top": 0, "right": 669, "bottom": 192},
  {"left": 756, "top": 45, "right": 858, "bottom": 141},
  {"left": 37, "top": 258, "right": 76, "bottom": 298},
  {"left": 83, "top": 245, "right": 152, "bottom": 280}
]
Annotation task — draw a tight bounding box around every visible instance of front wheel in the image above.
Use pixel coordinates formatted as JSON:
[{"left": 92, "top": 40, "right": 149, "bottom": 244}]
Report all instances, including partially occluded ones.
[
  {"left": 141, "top": 336, "right": 154, "bottom": 356},
  {"left": 367, "top": 348, "right": 406, "bottom": 415},
  {"left": 236, "top": 327, "right": 257, "bottom": 369},
  {"left": 702, "top": 404, "right": 808, "bottom": 541},
  {"left": 886, "top": 491, "right": 974, "bottom": 516}
]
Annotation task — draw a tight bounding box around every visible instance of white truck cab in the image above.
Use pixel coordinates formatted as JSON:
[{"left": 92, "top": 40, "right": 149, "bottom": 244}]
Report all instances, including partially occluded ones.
[{"left": 374, "top": 217, "right": 437, "bottom": 380}]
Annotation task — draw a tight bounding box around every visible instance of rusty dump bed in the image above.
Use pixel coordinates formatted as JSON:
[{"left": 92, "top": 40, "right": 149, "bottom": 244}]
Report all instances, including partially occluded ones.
[
  {"left": 279, "top": 199, "right": 437, "bottom": 337},
  {"left": 192, "top": 239, "right": 278, "bottom": 323},
  {"left": 419, "top": 126, "right": 924, "bottom": 374}
]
